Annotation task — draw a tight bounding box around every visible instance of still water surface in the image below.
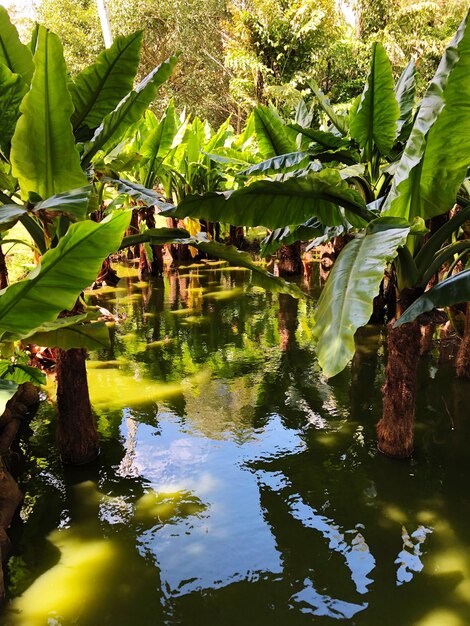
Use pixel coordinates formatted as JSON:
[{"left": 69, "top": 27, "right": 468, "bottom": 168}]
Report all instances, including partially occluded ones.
[{"left": 2, "top": 262, "right": 470, "bottom": 626}]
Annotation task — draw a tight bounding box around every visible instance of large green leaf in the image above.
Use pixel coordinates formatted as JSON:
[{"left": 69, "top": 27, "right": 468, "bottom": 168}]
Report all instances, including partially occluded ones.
[
  {"left": 141, "top": 101, "right": 178, "bottom": 188},
  {"left": 0, "top": 210, "right": 131, "bottom": 338},
  {"left": 238, "top": 151, "right": 310, "bottom": 177},
  {"left": 395, "top": 269, "right": 470, "bottom": 327},
  {"left": 260, "top": 218, "right": 322, "bottom": 257},
  {"left": 27, "top": 321, "right": 111, "bottom": 350},
  {"left": 0, "top": 187, "right": 91, "bottom": 233},
  {"left": 10, "top": 26, "right": 87, "bottom": 201},
  {"left": 35, "top": 186, "right": 92, "bottom": 220},
  {"left": 104, "top": 178, "right": 173, "bottom": 210},
  {"left": 0, "top": 64, "right": 27, "bottom": 156},
  {"left": 120, "top": 226, "right": 190, "bottom": 249},
  {"left": 253, "top": 105, "right": 297, "bottom": 158},
  {"left": 288, "top": 124, "right": 349, "bottom": 150},
  {"left": 0, "top": 203, "right": 28, "bottom": 232},
  {"left": 309, "top": 80, "right": 348, "bottom": 136},
  {"left": 70, "top": 31, "right": 143, "bottom": 137},
  {"left": 0, "top": 361, "right": 46, "bottom": 385},
  {"left": 0, "top": 6, "right": 34, "bottom": 84},
  {"left": 313, "top": 220, "right": 410, "bottom": 377},
  {"left": 349, "top": 42, "right": 399, "bottom": 159},
  {"left": 395, "top": 59, "right": 417, "bottom": 141},
  {"left": 81, "top": 55, "right": 179, "bottom": 167},
  {"left": 384, "top": 12, "right": 470, "bottom": 220},
  {"left": 163, "top": 169, "right": 370, "bottom": 229}
]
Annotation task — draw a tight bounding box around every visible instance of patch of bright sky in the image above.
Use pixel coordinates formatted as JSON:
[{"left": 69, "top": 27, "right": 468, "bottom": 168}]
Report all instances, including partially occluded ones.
[{"left": 0, "top": 0, "right": 36, "bottom": 17}]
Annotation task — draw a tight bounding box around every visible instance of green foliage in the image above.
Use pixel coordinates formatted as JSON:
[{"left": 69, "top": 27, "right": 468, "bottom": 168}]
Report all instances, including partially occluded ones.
[
  {"left": 384, "top": 11, "right": 470, "bottom": 220},
  {"left": 312, "top": 220, "right": 410, "bottom": 377},
  {"left": 70, "top": 31, "right": 144, "bottom": 139},
  {"left": 395, "top": 269, "right": 470, "bottom": 326},
  {"left": 10, "top": 26, "right": 87, "bottom": 200},
  {"left": 163, "top": 169, "right": 370, "bottom": 229},
  {"left": 349, "top": 42, "right": 399, "bottom": 160},
  {"left": 0, "top": 212, "right": 131, "bottom": 339}
]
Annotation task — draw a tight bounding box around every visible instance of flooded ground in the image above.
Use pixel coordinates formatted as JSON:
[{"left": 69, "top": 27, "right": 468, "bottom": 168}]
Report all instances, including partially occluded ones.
[{"left": 1, "top": 261, "right": 470, "bottom": 626}]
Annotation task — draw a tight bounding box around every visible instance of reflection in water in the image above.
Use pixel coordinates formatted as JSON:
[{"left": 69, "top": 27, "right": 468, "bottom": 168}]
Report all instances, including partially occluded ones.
[{"left": 2, "top": 262, "right": 470, "bottom": 626}]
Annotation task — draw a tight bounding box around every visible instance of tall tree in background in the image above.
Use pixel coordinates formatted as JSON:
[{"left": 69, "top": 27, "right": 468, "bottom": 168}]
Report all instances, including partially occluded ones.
[{"left": 38, "top": 0, "right": 231, "bottom": 126}]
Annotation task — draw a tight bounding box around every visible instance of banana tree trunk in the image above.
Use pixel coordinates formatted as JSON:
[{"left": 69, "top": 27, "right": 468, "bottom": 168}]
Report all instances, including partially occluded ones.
[
  {"left": 376, "top": 288, "right": 421, "bottom": 458},
  {"left": 278, "top": 242, "right": 303, "bottom": 277},
  {"left": 456, "top": 302, "right": 470, "bottom": 379},
  {"left": 0, "top": 246, "right": 8, "bottom": 289},
  {"left": 56, "top": 348, "right": 99, "bottom": 465}
]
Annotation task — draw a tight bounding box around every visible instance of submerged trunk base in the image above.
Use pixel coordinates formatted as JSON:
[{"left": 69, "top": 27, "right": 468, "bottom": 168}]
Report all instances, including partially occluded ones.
[
  {"left": 377, "top": 319, "right": 421, "bottom": 459},
  {"left": 56, "top": 348, "right": 99, "bottom": 465}
]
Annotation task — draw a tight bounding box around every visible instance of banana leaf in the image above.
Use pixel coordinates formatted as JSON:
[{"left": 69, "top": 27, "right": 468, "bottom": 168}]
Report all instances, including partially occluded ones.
[
  {"left": 120, "top": 226, "right": 190, "bottom": 249},
  {"left": 384, "top": 12, "right": 470, "bottom": 220},
  {"left": 0, "top": 210, "right": 131, "bottom": 338},
  {"left": 81, "top": 55, "right": 179, "bottom": 167},
  {"left": 141, "top": 101, "right": 178, "bottom": 188},
  {"left": 0, "top": 7, "right": 34, "bottom": 84},
  {"left": 162, "top": 169, "right": 371, "bottom": 229},
  {"left": 104, "top": 178, "right": 173, "bottom": 210},
  {"left": 35, "top": 186, "right": 92, "bottom": 220},
  {"left": 260, "top": 218, "right": 323, "bottom": 257},
  {"left": 313, "top": 219, "right": 410, "bottom": 377},
  {"left": 0, "top": 187, "right": 92, "bottom": 233},
  {"left": 0, "top": 361, "right": 45, "bottom": 385},
  {"left": 395, "top": 59, "right": 417, "bottom": 141},
  {"left": 309, "top": 80, "right": 348, "bottom": 136},
  {"left": 0, "top": 64, "right": 28, "bottom": 156},
  {"left": 27, "top": 321, "right": 111, "bottom": 350},
  {"left": 288, "top": 124, "right": 349, "bottom": 150},
  {"left": 395, "top": 269, "right": 470, "bottom": 327},
  {"left": 349, "top": 42, "right": 399, "bottom": 159},
  {"left": 238, "top": 152, "right": 310, "bottom": 177},
  {"left": 253, "top": 105, "right": 297, "bottom": 158},
  {"left": 71, "top": 31, "right": 143, "bottom": 138},
  {"left": 10, "top": 26, "right": 87, "bottom": 201}
]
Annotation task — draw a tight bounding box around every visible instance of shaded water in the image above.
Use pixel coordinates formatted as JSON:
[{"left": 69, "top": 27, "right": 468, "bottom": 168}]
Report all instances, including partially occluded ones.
[{"left": 2, "top": 262, "right": 470, "bottom": 626}]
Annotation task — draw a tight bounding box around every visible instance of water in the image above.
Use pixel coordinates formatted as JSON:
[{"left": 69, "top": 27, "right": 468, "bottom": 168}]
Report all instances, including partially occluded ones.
[{"left": 2, "top": 262, "right": 470, "bottom": 626}]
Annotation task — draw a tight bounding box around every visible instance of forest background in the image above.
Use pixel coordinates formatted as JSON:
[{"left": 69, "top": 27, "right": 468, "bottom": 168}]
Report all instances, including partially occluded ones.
[{"left": 5, "top": 0, "right": 468, "bottom": 128}]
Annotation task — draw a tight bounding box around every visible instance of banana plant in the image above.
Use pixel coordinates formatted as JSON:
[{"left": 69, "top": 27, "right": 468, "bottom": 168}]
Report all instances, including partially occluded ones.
[
  {"left": 160, "top": 10, "right": 470, "bottom": 458},
  {"left": 0, "top": 14, "right": 178, "bottom": 463}
]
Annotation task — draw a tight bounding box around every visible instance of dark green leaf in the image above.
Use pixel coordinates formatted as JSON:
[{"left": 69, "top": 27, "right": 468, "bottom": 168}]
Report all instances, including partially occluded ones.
[
  {"left": 253, "top": 105, "right": 297, "bottom": 158},
  {"left": 71, "top": 31, "right": 143, "bottom": 136},
  {"left": 238, "top": 151, "right": 310, "bottom": 176},
  {"left": 28, "top": 321, "right": 110, "bottom": 350},
  {"left": 163, "top": 169, "right": 370, "bottom": 229},
  {"left": 81, "top": 55, "right": 179, "bottom": 167},
  {"left": 260, "top": 218, "right": 322, "bottom": 256},
  {"left": 10, "top": 26, "right": 87, "bottom": 200},
  {"left": 395, "top": 269, "right": 470, "bottom": 326},
  {"left": 0, "top": 64, "right": 27, "bottom": 156},
  {"left": 384, "top": 12, "right": 470, "bottom": 220},
  {"left": 395, "top": 59, "right": 417, "bottom": 141},
  {"left": 104, "top": 178, "right": 173, "bottom": 209},
  {"left": 0, "top": 7, "right": 34, "bottom": 84},
  {"left": 349, "top": 42, "right": 399, "bottom": 159},
  {"left": 0, "top": 211, "right": 131, "bottom": 338}
]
